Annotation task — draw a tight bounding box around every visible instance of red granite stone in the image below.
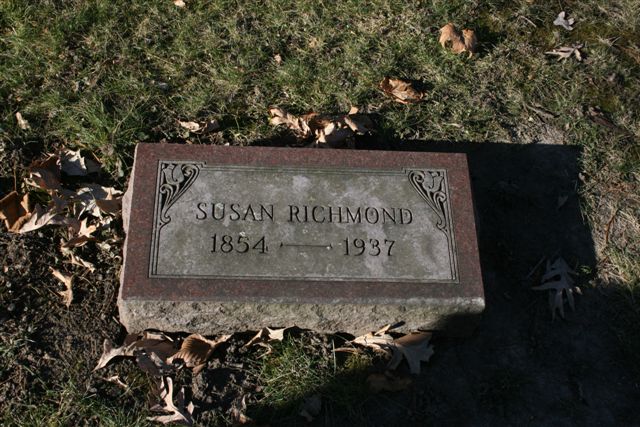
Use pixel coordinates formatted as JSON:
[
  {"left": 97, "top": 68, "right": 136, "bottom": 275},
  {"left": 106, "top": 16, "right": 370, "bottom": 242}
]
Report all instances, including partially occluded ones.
[{"left": 119, "top": 143, "right": 484, "bottom": 336}]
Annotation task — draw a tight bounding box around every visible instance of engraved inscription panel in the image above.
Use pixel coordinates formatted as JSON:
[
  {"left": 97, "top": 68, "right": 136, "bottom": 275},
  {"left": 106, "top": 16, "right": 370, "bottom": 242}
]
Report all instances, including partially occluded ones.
[{"left": 150, "top": 163, "right": 458, "bottom": 282}]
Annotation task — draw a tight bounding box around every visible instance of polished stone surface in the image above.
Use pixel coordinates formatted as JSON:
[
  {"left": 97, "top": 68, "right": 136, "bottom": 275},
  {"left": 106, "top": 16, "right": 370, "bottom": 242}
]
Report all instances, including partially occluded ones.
[{"left": 119, "top": 144, "right": 484, "bottom": 336}]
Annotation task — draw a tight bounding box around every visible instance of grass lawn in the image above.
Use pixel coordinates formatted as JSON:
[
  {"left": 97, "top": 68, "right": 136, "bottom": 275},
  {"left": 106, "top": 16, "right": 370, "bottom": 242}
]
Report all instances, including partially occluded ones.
[{"left": 1, "top": 0, "right": 639, "bottom": 425}]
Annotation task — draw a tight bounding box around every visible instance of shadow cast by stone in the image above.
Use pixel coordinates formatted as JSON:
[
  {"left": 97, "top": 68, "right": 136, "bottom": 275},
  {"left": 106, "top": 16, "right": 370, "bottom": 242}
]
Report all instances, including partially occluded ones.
[{"left": 235, "top": 140, "right": 605, "bottom": 426}]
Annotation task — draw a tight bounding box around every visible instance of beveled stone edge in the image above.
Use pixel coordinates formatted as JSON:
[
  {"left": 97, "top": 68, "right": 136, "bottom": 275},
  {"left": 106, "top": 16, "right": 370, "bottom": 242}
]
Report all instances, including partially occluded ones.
[{"left": 118, "top": 296, "right": 485, "bottom": 337}]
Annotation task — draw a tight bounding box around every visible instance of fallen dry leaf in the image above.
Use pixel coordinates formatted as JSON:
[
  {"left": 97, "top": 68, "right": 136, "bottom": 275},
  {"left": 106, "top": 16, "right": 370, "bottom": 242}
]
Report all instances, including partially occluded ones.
[
  {"left": 268, "top": 107, "right": 313, "bottom": 139},
  {"left": 28, "top": 155, "right": 61, "bottom": 191},
  {"left": 0, "top": 191, "right": 30, "bottom": 232},
  {"left": 545, "top": 44, "right": 583, "bottom": 62},
  {"left": 553, "top": 11, "right": 575, "bottom": 31},
  {"left": 74, "top": 184, "right": 123, "bottom": 218},
  {"left": 388, "top": 331, "right": 434, "bottom": 374},
  {"left": 379, "top": 77, "right": 425, "bottom": 104},
  {"left": 179, "top": 121, "right": 201, "bottom": 132},
  {"left": 60, "top": 149, "right": 100, "bottom": 176},
  {"left": 15, "top": 112, "right": 30, "bottom": 130},
  {"left": 50, "top": 268, "right": 73, "bottom": 307},
  {"left": 178, "top": 119, "right": 219, "bottom": 134},
  {"left": 173, "top": 0, "right": 186, "bottom": 7},
  {"left": 351, "top": 324, "right": 394, "bottom": 352},
  {"left": 244, "top": 327, "right": 288, "bottom": 348},
  {"left": 439, "top": 23, "right": 477, "bottom": 57},
  {"left": 95, "top": 198, "right": 122, "bottom": 215},
  {"left": 62, "top": 218, "right": 97, "bottom": 248},
  {"left": 463, "top": 29, "right": 478, "bottom": 55},
  {"left": 532, "top": 257, "right": 581, "bottom": 319},
  {"left": 149, "top": 377, "right": 194, "bottom": 425},
  {"left": 94, "top": 339, "right": 137, "bottom": 371},
  {"left": 367, "top": 371, "right": 412, "bottom": 393},
  {"left": 94, "top": 331, "right": 178, "bottom": 372},
  {"left": 19, "top": 204, "right": 67, "bottom": 234},
  {"left": 169, "top": 333, "right": 230, "bottom": 374},
  {"left": 68, "top": 252, "right": 96, "bottom": 273},
  {"left": 269, "top": 107, "right": 374, "bottom": 144}
]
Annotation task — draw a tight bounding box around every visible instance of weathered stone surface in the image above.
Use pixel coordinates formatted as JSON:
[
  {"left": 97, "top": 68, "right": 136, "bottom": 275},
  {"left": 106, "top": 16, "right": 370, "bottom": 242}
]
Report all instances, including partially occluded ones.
[{"left": 119, "top": 143, "right": 484, "bottom": 336}]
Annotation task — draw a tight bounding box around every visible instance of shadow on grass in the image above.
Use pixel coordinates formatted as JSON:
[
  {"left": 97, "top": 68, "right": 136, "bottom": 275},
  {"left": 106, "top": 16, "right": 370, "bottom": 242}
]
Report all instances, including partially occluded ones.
[{"left": 236, "top": 138, "right": 640, "bottom": 426}]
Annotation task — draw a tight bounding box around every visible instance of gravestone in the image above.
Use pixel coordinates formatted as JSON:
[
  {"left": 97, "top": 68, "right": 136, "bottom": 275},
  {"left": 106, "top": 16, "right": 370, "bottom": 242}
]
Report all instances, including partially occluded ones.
[{"left": 119, "top": 143, "right": 484, "bottom": 336}]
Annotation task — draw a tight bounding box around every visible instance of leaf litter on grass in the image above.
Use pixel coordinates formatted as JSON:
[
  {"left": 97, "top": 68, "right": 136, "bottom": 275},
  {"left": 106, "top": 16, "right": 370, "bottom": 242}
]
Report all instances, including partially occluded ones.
[
  {"left": 553, "top": 11, "right": 575, "bottom": 31},
  {"left": 532, "top": 257, "right": 582, "bottom": 319},
  {"left": 545, "top": 44, "right": 584, "bottom": 62},
  {"left": 379, "top": 77, "right": 425, "bottom": 104},
  {"left": 0, "top": 149, "right": 124, "bottom": 277},
  {"left": 268, "top": 106, "right": 374, "bottom": 145},
  {"left": 336, "top": 324, "right": 434, "bottom": 375},
  {"left": 439, "top": 23, "right": 478, "bottom": 57},
  {"left": 95, "top": 331, "right": 232, "bottom": 424}
]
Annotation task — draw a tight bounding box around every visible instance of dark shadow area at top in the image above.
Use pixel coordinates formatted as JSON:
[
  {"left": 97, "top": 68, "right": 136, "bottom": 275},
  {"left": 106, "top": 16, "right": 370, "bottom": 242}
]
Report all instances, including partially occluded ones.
[
  {"left": 391, "top": 139, "right": 597, "bottom": 296},
  {"left": 243, "top": 138, "right": 639, "bottom": 426}
]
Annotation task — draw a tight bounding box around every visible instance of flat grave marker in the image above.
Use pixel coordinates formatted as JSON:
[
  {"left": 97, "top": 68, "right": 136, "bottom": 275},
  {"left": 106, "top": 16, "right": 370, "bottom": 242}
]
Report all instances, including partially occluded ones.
[{"left": 119, "top": 144, "right": 484, "bottom": 336}]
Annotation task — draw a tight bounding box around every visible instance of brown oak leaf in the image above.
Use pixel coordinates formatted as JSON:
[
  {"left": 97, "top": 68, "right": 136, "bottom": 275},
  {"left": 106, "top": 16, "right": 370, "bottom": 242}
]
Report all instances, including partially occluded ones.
[
  {"left": 168, "top": 333, "right": 230, "bottom": 374},
  {"left": 50, "top": 268, "right": 73, "bottom": 307},
  {"left": 0, "top": 192, "right": 30, "bottom": 232},
  {"left": 439, "top": 23, "right": 478, "bottom": 57},
  {"left": 379, "top": 77, "right": 425, "bottom": 104}
]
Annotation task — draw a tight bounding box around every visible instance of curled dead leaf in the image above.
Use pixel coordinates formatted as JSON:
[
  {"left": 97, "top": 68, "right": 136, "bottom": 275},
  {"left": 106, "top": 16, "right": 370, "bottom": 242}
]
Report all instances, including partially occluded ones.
[
  {"left": 148, "top": 377, "right": 194, "bottom": 425},
  {"left": 439, "top": 23, "right": 477, "bottom": 57},
  {"left": 19, "top": 204, "right": 67, "bottom": 234},
  {"left": 94, "top": 339, "right": 137, "bottom": 371},
  {"left": 268, "top": 107, "right": 313, "bottom": 139},
  {"left": 0, "top": 191, "right": 30, "bottom": 232},
  {"left": 553, "top": 11, "right": 575, "bottom": 31},
  {"left": 532, "top": 257, "right": 581, "bottom": 319},
  {"left": 269, "top": 107, "right": 374, "bottom": 145},
  {"left": 60, "top": 149, "right": 100, "bottom": 176},
  {"left": 68, "top": 252, "right": 96, "bottom": 272},
  {"left": 16, "top": 112, "right": 31, "bottom": 130},
  {"left": 545, "top": 44, "right": 583, "bottom": 62},
  {"left": 50, "top": 267, "right": 73, "bottom": 307},
  {"left": 335, "top": 324, "right": 394, "bottom": 355},
  {"left": 179, "top": 121, "right": 201, "bottom": 132},
  {"left": 379, "top": 77, "right": 425, "bottom": 104},
  {"left": 28, "top": 155, "right": 61, "bottom": 191},
  {"left": 94, "top": 331, "right": 178, "bottom": 373},
  {"left": 169, "top": 333, "right": 230, "bottom": 374},
  {"left": 244, "top": 327, "right": 287, "bottom": 348},
  {"left": 74, "top": 184, "right": 123, "bottom": 218},
  {"left": 388, "top": 331, "right": 434, "bottom": 374},
  {"left": 62, "top": 218, "right": 97, "bottom": 249}
]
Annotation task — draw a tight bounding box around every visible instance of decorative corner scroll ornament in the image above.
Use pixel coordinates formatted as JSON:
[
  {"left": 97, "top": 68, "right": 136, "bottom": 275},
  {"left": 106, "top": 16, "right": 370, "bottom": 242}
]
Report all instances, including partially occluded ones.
[
  {"left": 407, "top": 169, "right": 458, "bottom": 281},
  {"left": 156, "top": 161, "right": 203, "bottom": 229}
]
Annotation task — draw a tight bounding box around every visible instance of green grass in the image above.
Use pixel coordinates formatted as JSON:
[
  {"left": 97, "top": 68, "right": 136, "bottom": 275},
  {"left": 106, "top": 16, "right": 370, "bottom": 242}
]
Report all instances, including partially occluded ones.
[
  {"left": 249, "top": 336, "right": 373, "bottom": 422},
  {"left": 2, "top": 380, "right": 150, "bottom": 427},
  {"left": 2, "top": 1, "right": 637, "bottom": 169}
]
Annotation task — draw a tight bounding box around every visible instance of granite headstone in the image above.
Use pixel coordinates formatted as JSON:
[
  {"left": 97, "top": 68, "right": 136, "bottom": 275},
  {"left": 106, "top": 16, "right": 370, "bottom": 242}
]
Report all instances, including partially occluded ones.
[{"left": 119, "top": 144, "right": 484, "bottom": 336}]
